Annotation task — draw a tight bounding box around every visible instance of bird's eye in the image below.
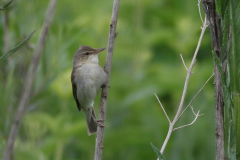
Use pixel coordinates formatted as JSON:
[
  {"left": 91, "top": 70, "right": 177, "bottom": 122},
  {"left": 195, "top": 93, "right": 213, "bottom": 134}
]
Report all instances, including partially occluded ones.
[{"left": 85, "top": 52, "right": 90, "bottom": 55}]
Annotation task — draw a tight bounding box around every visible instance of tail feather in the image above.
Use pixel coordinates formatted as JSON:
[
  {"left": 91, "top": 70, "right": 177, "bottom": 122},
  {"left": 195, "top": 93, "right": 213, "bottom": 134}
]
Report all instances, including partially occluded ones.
[{"left": 84, "top": 108, "right": 97, "bottom": 135}]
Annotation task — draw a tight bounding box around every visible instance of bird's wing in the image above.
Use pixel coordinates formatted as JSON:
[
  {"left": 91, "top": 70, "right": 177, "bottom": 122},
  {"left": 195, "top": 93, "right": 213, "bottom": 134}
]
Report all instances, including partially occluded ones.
[{"left": 71, "top": 70, "right": 81, "bottom": 111}]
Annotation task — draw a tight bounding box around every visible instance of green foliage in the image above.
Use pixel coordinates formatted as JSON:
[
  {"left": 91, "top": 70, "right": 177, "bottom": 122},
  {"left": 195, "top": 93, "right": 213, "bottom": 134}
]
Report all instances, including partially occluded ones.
[
  {"left": 0, "top": 30, "right": 35, "bottom": 62},
  {"left": 215, "top": 0, "right": 240, "bottom": 159},
  {"left": 0, "top": 0, "right": 12, "bottom": 10},
  {"left": 229, "top": 0, "right": 240, "bottom": 159},
  {"left": 0, "top": 0, "right": 215, "bottom": 160},
  {"left": 150, "top": 142, "right": 166, "bottom": 160}
]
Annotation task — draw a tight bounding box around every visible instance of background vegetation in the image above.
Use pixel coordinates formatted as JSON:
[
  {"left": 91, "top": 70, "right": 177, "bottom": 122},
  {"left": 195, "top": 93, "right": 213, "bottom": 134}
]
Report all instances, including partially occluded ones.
[{"left": 0, "top": 0, "right": 215, "bottom": 159}]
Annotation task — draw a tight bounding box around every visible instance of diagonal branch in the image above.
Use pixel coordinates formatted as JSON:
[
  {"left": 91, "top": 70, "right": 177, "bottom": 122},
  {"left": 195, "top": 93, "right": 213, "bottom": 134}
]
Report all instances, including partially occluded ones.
[
  {"left": 2, "top": 0, "right": 58, "bottom": 159},
  {"left": 172, "top": 16, "right": 208, "bottom": 124},
  {"left": 180, "top": 54, "right": 188, "bottom": 71},
  {"left": 94, "top": 0, "right": 120, "bottom": 160},
  {"left": 173, "top": 110, "right": 203, "bottom": 131},
  {"left": 159, "top": 16, "right": 208, "bottom": 155},
  {"left": 177, "top": 72, "right": 214, "bottom": 121},
  {"left": 190, "top": 105, "right": 204, "bottom": 116},
  {"left": 155, "top": 93, "right": 171, "bottom": 124}
]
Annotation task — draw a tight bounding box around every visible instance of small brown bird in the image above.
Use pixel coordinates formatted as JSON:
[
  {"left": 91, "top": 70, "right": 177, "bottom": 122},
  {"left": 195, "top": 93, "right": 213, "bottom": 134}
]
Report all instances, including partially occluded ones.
[{"left": 71, "top": 45, "right": 107, "bottom": 135}]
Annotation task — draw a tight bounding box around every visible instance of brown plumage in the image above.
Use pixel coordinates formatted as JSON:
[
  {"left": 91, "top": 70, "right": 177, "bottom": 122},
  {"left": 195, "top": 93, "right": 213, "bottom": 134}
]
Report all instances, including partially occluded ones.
[{"left": 71, "top": 45, "right": 107, "bottom": 135}]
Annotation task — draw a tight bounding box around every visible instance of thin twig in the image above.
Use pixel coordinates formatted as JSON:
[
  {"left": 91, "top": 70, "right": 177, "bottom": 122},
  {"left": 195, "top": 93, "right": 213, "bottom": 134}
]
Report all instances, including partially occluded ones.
[
  {"left": 172, "top": 17, "right": 207, "bottom": 125},
  {"left": 190, "top": 105, "right": 204, "bottom": 116},
  {"left": 190, "top": 105, "right": 197, "bottom": 115},
  {"left": 180, "top": 54, "right": 188, "bottom": 71},
  {"left": 198, "top": 0, "right": 204, "bottom": 24},
  {"left": 177, "top": 72, "right": 214, "bottom": 121},
  {"left": 2, "top": 0, "right": 58, "bottom": 159},
  {"left": 155, "top": 93, "right": 171, "bottom": 123},
  {"left": 159, "top": 16, "right": 208, "bottom": 155},
  {"left": 173, "top": 110, "right": 202, "bottom": 130},
  {"left": 94, "top": 0, "right": 120, "bottom": 160}
]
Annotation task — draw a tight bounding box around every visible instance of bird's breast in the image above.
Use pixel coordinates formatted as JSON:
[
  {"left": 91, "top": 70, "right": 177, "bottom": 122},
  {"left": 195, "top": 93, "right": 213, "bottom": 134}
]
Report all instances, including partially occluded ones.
[
  {"left": 75, "top": 64, "right": 107, "bottom": 84},
  {"left": 73, "top": 63, "right": 107, "bottom": 107}
]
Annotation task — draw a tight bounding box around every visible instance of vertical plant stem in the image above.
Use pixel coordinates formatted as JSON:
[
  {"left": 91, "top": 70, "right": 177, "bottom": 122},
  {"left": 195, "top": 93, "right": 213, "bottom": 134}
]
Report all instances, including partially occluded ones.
[
  {"left": 201, "top": 0, "right": 225, "bottom": 159},
  {"left": 94, "top": 0, "right": 120, "bottom": 160},
  {"left": 214, "top": 62, "right": 225, "bottom": 160},
  {"left": 2, "top": 0, "right": 58, "bottom": 159}
]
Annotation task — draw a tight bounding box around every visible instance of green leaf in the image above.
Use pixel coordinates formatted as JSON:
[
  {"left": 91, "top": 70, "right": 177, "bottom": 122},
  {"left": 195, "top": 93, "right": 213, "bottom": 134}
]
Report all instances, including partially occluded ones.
[
  {"left": 215, "top": 0, "right": 227, "bottom": 17},
  {"left": 150, "top": 142, "right": 166, "bottom": 160},
  {"left": 217, "top": 0, "right": 240, "bottom": 158},
  {"left": 0, "top": 0, "right": 13, "bottom": 10},
  {"left": 0, "top": 30, "right": 36, "bottom": 63},
  {"left": 212, "top": 51, "right": 226, "bottom": 86},
  {"left": 228, "top": 0, "right": 240, "bottom": 158}
]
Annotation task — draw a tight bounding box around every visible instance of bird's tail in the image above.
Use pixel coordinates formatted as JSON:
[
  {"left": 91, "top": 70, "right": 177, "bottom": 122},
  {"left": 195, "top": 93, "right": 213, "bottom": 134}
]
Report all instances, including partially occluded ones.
[{"left": 84, "top": 108, "right": 97, "bottom": 135}]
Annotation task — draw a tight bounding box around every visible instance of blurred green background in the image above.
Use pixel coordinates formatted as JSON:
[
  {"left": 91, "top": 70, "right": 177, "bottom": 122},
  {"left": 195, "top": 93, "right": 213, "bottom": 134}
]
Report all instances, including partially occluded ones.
[{"left": 0, "top": 0, "right": 215, "bottom": 159}]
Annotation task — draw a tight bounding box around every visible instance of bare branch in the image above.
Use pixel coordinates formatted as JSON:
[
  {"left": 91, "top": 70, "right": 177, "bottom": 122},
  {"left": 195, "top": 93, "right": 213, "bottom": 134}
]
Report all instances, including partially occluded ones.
[
  {"left": 155, "top": 93, "right": 171, "bottom": 124},
  {"left": 177, "top": 72, "right": 214, "bottom": 121},
  {"left": 2, "top": 0, "right": 58, "bottom": 159},
  {"left": 198, "top": 0, "right": 204, "bottom": 24},
  {"left": 180, "top": 54, "right": 188, "bottom": 71},
  {"left": 173, "top": 16, "right": 208, "bottom": 122},
  {"left": 94, "top": 0, "right": 120, "bottom": 160},
  {"left": 173, "top": 110, "right": 202, "bottom": 131},
  {"left": 190, "top": 105, "right": 204, "bottom": 116},
  {"left": 159, "top": 16, "right": 208, "bottom": 154}
]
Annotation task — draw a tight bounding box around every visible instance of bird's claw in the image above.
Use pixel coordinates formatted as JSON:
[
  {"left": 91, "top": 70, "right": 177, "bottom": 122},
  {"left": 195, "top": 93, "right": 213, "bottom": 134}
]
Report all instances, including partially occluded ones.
[
  {"left": 96, "top": 120, "right": 107, "bottom": 128},
  {"left": 102, "top": 84, "right": 110, "bottom": 88}
]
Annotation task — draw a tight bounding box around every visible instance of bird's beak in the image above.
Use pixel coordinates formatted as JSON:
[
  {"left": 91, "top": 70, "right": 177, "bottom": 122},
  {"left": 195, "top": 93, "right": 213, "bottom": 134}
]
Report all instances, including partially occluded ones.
[{"left": 95, "top": 47, "right": 106, "bottom": 54}]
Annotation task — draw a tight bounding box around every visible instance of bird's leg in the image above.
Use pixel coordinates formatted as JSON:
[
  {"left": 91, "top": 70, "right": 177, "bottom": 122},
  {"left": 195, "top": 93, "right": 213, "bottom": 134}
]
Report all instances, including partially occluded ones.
[
  {"left": 89, "top": 110, "right": 106, "bottom": 128},
  {"left": 102, "top": 84, "right": 110, "bottom": 88}
]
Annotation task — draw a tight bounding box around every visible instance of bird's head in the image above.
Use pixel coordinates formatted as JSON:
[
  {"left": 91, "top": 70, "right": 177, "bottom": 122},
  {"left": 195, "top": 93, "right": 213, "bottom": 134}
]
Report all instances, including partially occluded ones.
[{"left": 73, "top": 45, "right": 105, "bottom": 65}]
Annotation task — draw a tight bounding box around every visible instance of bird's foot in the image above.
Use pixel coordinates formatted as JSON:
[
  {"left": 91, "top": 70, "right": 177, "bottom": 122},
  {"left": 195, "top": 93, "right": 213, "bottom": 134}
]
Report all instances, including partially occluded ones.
[
  {"left": 96, "top": 119, "right": 107, "bottom": 128},
  {"left": 102, "top": 84, "right": 110, "bottom": 88}
]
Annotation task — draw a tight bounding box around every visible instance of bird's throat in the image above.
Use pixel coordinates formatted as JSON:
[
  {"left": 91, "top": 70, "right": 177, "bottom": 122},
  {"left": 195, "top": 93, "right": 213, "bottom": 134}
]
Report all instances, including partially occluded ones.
[{"left": 88, "top": 55, "right": 99, "bottom": 64}]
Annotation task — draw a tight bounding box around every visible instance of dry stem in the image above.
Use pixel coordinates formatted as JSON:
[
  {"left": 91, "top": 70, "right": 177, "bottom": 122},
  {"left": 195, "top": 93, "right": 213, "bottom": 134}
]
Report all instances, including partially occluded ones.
[
  {"left": 180, "top": 54, "right": 188, "bottom": 71},
  {"left": 2, "top": 0, "right": 58, "bottom": 159},
  {"left": 177, "top": 73, "right": 214, "bottom": 121},
  {"left": 157, "top": 16, "right": 209, "bottom": 156},
  {"left": 173, "top": 106, "right": 204, "bottom": 131},
  {"left": 94, "top": 0, "right": 120, "bottom": 160},
  {"left": 198, "top": 0, "right": 204, "bottom": 24},
  {"left": 155, "top": 94, "right": 171, "bottom": 124}
]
